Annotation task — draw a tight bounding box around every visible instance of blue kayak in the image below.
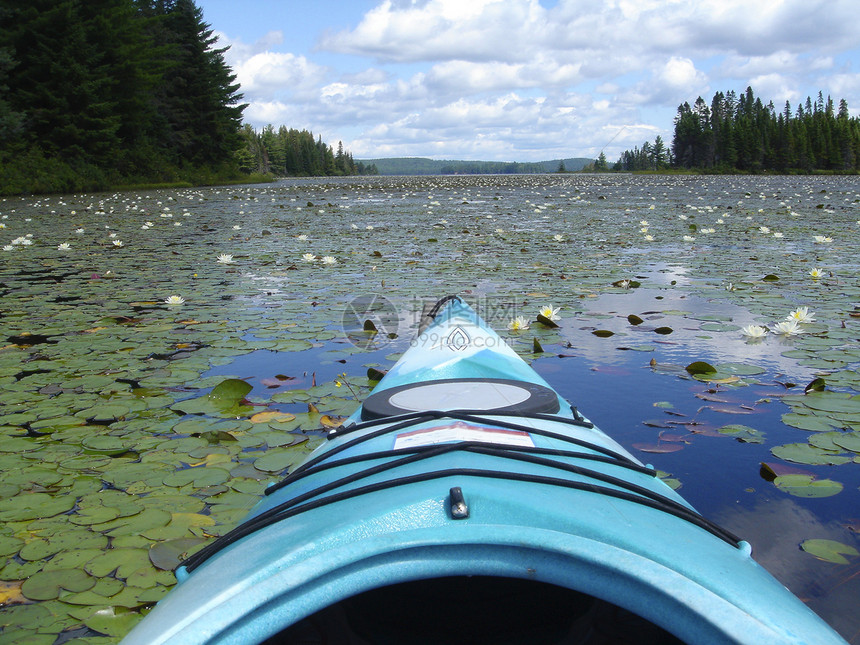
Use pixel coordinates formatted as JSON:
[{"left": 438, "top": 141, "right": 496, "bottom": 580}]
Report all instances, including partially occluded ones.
[{"left": 122, "top": 296, "right": 847, "bottom": 644}]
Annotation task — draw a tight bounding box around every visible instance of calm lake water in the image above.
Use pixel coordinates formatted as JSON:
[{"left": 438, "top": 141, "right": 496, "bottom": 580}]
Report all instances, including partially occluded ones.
[{"left": 1, "top": 173, "right": 859, "bottom": 642}]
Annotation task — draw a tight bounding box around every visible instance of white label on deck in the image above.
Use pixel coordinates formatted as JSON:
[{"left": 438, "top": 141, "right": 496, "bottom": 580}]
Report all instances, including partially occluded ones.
[{"left": 393, "top": 421, "right": 535, "bottom": 450}]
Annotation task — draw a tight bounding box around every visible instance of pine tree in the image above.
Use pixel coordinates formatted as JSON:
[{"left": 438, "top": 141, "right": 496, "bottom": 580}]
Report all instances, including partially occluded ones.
[{"left": 147, "top": 0, "right": 245, "bottom": 166}]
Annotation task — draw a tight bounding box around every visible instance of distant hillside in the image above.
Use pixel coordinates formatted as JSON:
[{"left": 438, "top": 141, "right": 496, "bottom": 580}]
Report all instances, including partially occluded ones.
[{"left": 358, "top": 157, "right": 593, "bottom": 175}]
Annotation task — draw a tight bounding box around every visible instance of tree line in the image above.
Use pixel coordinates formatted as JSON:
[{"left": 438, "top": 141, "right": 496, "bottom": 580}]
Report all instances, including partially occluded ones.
[
  {"left": 614, "top": 87, "right": 860, "bottom": 173},
  {"left": 0, "top": 1, "right": 365, "bottom": 195},
  {"left": 237, "top": 125, "right": 376, "bottom": 177},
  {"left": 0, "top": 0, "right": 248, "bottom": 194}
]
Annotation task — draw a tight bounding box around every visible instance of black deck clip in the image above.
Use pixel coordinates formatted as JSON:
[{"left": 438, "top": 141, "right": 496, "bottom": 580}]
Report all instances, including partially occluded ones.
[{"left": 448, "top": 486, "right": 469, "bottom": 519}]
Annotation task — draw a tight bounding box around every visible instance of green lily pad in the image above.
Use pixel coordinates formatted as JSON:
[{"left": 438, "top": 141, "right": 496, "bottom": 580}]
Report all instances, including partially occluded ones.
[
  {"left": 171, "top": 378, "right": 254, "bottom": 417},
  {"left": 716, "top": 424, "right": 765, "bottom": 444},
  {"left": 253, "top": 448, "right": 309, "bottom": 473},
  {"left": 0, "top": 535, "right": 23, "bottom": 557},
  {"left": 773, "top": 474, "right": 843, "bottom": 498},
  {"left": 163, "top": 467, "right": 231, "bottom": 488},
  {"left": 800, "top": 392, "right": 860, "bottom": 415},
  {"left": 92, "top": 507, "right": 172, "bottom": 537},
  {"left": 19, "top": 532, "right": 108, "bottom": 561},
  {"left": 685, "top": 361, "right": 716, "bottom": 375},
  {"left": 832, "top": 431, "right": 860, "bottom": 453},
  {"left": 800, "top": 538, "right": 859, "bottom": 564},
  {"left": 21, "top": 568, "right": 95, "bottom": 601},
  {"left": 781, "top": 413, "right": 837, "bottom": 432},
  {"left": 0, "top": 492, "right": 76, "bottom": 521},
  {"left": 84, "top": 547, "right": 151, "bottom": 578},
  {"left": 770, "top": 443, "right": 852, "bottom": 466},
  {"left": 82, "top": 606, "right": 143, "bottom": 637},
  {"left": 148, "top": 537, "right": 208, "bottom": 570},
  {"left": 82, "top": 435, "right": 131, "bottom": 456}
]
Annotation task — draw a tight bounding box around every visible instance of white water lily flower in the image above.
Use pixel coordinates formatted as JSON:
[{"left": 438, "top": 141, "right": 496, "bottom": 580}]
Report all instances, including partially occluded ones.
[
  {"left": 772, "top": 319, "right": 804, "bottom": 336},
  {"left": 639, "top": 220, "right": 648, "bottom": 226},
  {"left": 619, "top": 280, "right": 631, "bottom": 289},
  {"left": 216, "top": 254, "right": 235, "bottom": 264},
  {"left": 683, "top": 235, "right": 696, "bottom": 242},
  {"left": 232, "top": 225, "right": 242, "bottom": 230},
  {"left": 321, "top": 256, "right": 337, "bottom": 265},
  {"left": 741, "top": 324, "right": 767, "bottom": 338},
  {"left": 539, "top": 304, "right": 561, "bottom": 321},
  {"left": 553, "top": 234, "right": 565, "bottom": 241},
  {"left": 57, "top": 242, "right": 71, "bottom": 250},
  {"left": 164, "top": 295, "right": 185, "bottom": 305},
  {"left": 809, "top": 267, "right": 824, "bottom": 279},
  {"left": 296, "top": 234, "right": 308, "bottom": 240},
  {"left": 302, "top": 253, "right": 316, "bottom": 262},
  {"left": 759, "top": 226, "right": 770, "bottom": 233},
  {"left": 786, "top": 307, "right": 816, "bottom": 323},
  {"left": 812, "top": 234, "right": 832, "bottom": 243},
  {"left": 644, "top": 234, "right": 654, "bottom": 241},
  {"left": 508, "top": 316, "right": 530, "bottom": 331},
  {"left": 112, "top": 240, "right": 124, "bottom": 247},
  {"left": 2, "top": 245, "right": 13, "bottom": 251},
  {"left": 75, "top": 228, "right": 84, "bottom": 233}
]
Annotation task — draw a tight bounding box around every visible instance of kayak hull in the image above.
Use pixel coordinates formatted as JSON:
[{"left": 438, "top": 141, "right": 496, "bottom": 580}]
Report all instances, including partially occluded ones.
[{"left": 122, "top": 297, "right": 847, "bottom": 644}]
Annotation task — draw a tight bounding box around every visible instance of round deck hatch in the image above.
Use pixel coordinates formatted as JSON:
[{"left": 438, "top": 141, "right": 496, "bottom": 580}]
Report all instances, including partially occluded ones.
[{"left": 360, "top": 378, "right": 560, "bottom": 420}]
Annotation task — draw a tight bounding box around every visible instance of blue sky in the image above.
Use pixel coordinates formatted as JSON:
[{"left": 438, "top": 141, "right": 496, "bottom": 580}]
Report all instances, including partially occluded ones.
[{"left": 196, "top": 0, "right": 860, "bottom": 163}]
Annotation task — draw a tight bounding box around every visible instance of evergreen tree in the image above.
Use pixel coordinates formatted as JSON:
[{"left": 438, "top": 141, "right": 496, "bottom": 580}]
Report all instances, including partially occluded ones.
[
  {"left": 0, "top": 38, "right": 23, "bottom": 143},
  {"left": 151, "top": 0, "right": 245, "bottom": 166}
]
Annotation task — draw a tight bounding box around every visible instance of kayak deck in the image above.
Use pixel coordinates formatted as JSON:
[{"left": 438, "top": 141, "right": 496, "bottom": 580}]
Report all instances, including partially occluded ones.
[{"left": 120, "top": 296, "right": 848, "bottom": 645}]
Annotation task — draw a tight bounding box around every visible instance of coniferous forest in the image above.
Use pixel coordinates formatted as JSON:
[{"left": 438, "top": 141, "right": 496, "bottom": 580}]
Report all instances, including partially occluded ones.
[
  {"left": 0, "top": 0, "right": 367, "bottom": 196},
  {"left": 3, "top": 4, "right": 859, "bottom": 195},
  {"left": 616, "top": 87, "right": 860, "bottom": 173}
]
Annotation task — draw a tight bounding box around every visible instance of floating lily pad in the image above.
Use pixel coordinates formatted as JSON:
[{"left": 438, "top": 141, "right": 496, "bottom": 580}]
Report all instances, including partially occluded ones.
[
  {"left": 148, "top": 537, "right": 208, "bottom": 571},
  {"left": 21, "top": 568, "right": 95, "bottom": 601},
  {"left": 82, "top": 606, "right": 143, "bottom": 637},
  {"left": 770, "top": 443, "right": 852, "bottom": 466},
  {"left": 84, "top": 548, "right": 151, "bottom": 578},
  {"left": 249, "top": 410, "right": 296, "bottom": 424},
  {"left": 685, "top": 361, "right": 716, "bottom": 375},
  {"left": 0, "top": 492, "right": 76, "bottom": 521},
  {"left": 82, "top": 435, "right": 130, "bottom": 456},
  {"left": 171, "top": 378, "right": 254, "bottom": 417},
  {"left": 716, "top": 424, "right": 765, "bottom": 444},
  {"left": 800, "top": 538, "right": 859, "bottom": 564},
  {"left": 832, "top": 432, "right": 860, "bottom": 453},
  {"left": 773, "top": 474, "right": 843, "bottom": 498},
  {"left": 253, "top": 448, "right": 310, "bottom": 473},
  {"left": 163, "top": 467, "right": 231, "bottom": 488},
  {"left": 781, "top": 413, "right": 837, "bottom": 433}
]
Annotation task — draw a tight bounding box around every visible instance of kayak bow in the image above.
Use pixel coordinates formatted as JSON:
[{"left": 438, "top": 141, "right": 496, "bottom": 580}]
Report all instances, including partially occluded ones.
[{"left": 122, "top": 296, "right": 847, "bottom": 644}]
